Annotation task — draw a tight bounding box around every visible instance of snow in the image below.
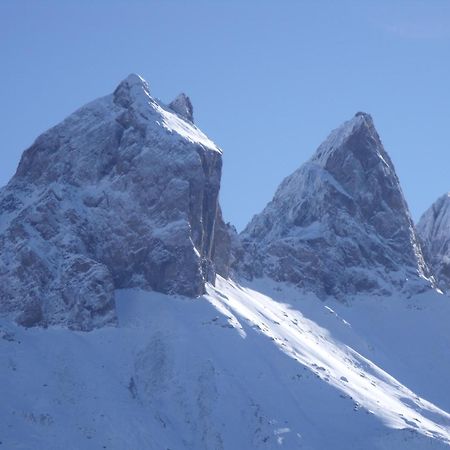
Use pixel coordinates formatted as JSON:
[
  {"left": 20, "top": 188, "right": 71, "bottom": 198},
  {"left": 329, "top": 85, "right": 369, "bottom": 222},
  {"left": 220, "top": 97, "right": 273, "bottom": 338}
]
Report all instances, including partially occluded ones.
[
  {"left": 2, "top": 278, "right": 450, "bottom": 449},
  {"left": 0, "top": 73, "right": 224, "bottom": 327},
  {"left": 239, "top": 112, "right": 431, "bottom": 299},
  {"left": 311, "top": 112, "right": 391, "bottom": 173},
  {"left": 156, "top": 101, "right": 219, "bottom": 151},
  {"left": 209, "top": 278, "right": 450, "bottom": 438},
  {"left": 311, "top": 113, "right": 370, "bottom": 166},
  {"left": 116, "top": 73, "right": 221, "bottom": 153}
]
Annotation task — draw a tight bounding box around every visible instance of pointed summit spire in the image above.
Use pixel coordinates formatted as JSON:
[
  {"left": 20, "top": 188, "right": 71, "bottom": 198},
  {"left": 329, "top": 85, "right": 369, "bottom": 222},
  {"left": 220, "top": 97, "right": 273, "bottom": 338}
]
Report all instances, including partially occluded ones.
[
  {"left": 116, "top": 73, "right": 149, "bottom": 89},
  {"left": 237, "top": 112, "right": 432, "bottom": 298},
  {"left": 311, "top": 112, "right": 384, "bottom": 169},
  {"left": 169, "top": 93, "right": 194, "bottom": 123}
]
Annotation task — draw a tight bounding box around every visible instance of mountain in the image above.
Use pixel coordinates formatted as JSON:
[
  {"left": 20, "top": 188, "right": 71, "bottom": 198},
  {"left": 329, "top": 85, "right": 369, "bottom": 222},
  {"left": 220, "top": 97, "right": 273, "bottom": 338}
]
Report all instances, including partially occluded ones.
[
  {"left": 0, "top": 74, "right": 227, "bottom": 330},
  {"left": 2, "top": 77, "right": 450, "bottom": 449},
  {"left": 235, "top": 112, "right": 432, "bottom": 298},
  {"left": 417, "top": 193, "right": 450, "bottom": 292}
]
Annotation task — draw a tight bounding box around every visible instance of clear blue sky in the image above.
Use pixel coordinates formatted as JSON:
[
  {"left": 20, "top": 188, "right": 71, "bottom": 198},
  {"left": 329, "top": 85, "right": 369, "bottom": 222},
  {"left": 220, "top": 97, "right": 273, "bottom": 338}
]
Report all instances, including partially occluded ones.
[{"left": 1, "top": 1, "right": 449, "bottom": 230}]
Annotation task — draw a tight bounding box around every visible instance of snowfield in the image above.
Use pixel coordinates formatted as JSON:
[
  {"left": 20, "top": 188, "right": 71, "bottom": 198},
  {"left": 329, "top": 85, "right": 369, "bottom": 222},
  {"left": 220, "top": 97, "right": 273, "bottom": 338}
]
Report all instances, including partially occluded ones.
[{"left": 2, "top": 277, "right": 450, "bottom": 449}]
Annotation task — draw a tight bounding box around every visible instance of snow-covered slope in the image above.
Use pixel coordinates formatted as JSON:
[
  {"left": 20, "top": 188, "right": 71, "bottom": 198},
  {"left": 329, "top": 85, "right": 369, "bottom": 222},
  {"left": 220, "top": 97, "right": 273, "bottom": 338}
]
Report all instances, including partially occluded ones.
[
  {"left": 236, "top": 113, "right": 432, "bottom": 298},
  {"left": 417, "top": 194, "right": 450, "bottom": 292},
  {"left": 0, "top": 74, "right": 227, "bottom": 330},
  {"left": 2, "top": 279, "right": 450, "bottom": 449}
]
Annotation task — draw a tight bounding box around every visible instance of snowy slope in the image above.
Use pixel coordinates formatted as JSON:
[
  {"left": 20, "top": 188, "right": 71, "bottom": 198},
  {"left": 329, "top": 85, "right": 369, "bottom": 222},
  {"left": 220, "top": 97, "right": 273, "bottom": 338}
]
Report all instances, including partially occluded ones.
[{"left": 2, "top": 278, "right": 450, "bottom": 449}]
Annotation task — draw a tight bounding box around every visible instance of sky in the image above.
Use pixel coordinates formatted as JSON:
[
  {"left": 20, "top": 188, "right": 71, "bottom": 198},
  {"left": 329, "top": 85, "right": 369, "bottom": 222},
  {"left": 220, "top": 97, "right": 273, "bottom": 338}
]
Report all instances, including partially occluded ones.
[{"left": 0, "top": 0, "right": 449, "bottom": 231}]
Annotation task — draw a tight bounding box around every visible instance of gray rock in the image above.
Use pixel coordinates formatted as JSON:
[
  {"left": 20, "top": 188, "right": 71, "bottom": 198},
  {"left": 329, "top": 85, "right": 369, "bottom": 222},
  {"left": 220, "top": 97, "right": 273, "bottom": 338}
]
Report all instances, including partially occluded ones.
[
  {"left": 212, "top": 206, "right": 236, "bottom": 279},
  {"left": 169, "top": 93, "right": 194, "bottom": 123},
  {"left": 417, "top": 193, "right": 450, "bottom": 292},
  {"left": 235, "top": 113, "right": 433, "bottom": 298},
  {"left": 0, "top": 74, "right": 223, "bottom": 330}
]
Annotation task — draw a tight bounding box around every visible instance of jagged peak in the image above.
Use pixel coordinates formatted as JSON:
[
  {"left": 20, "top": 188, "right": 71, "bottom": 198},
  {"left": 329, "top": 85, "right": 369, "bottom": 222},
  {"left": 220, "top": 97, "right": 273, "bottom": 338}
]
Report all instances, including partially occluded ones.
[
  {"left": 169, "top": 93, "right": 194, "bottom": 123},
  {"left": 431, "top": 192, "right": 450, "bottom": 210},
  {"left": 311, "top": 112, "right": 387, "bottom": 170},
  {"left": 113, "top": 73, "right": 151, "bottom": 108},
  {"left": 418, "top": 192, "right": 450, "bottom": 231},
  {"left": 354, "top": 110, "right": 372, "bottom": 120}
]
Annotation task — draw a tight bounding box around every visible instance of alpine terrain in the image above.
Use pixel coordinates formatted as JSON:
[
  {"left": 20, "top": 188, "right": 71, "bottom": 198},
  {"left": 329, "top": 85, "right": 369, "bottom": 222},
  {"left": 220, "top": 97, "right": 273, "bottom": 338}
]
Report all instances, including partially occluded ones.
[
  {"left": 235, "top": 112, "right": 432, "bottom": 299},
  {"left": 417, "top": 194, "right": 450, "bottom": 292},
  {"left": 0, "top": 74, "right": 226, "bottom": 330},
  {"left": 1, "top": 75, "right": 450, "bottom": 450}
]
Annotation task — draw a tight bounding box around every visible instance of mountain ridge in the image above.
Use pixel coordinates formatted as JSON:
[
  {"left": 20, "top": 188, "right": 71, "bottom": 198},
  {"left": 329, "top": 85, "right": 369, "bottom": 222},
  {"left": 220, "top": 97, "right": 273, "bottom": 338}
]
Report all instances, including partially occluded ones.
[{"left": 2, "top": 75, "right": 450, "bottom": 450}]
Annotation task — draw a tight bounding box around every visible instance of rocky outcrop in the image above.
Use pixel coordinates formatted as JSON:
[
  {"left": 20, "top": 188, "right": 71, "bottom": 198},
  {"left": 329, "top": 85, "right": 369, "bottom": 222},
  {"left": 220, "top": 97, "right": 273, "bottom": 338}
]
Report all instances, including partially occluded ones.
[
  {"left": 0, "top": 74, "right": 223, "bottom": 330},
  {"left": 236, "top": 113, "right": 433, "bottom": 298},
  {"left": 211, "top": 206, "right": 237, "bottom": 279},
  {"left": 169, "top": 93, "right": 194, "bottom": 123},
  {"left": 417, "top": 193, "right": 450, "bottom": 292}
]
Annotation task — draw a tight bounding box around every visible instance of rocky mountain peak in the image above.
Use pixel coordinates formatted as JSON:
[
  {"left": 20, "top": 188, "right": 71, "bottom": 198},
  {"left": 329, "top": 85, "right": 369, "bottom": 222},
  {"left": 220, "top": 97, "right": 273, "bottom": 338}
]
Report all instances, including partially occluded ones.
[
  {"left": 312, "top": 111, "right": 386, "bottom": 172},
  {"left": 169, "top": 93, "right": 194, "bottom": 122},
  {"left": 0, "top": 75, "right": 225, "bottom": 330},
  {"left": 313, "top": 112, "right": 373, "bottom": 156},
  {"left": 235, "top": 113, "right": 432, "bottom": 298}
]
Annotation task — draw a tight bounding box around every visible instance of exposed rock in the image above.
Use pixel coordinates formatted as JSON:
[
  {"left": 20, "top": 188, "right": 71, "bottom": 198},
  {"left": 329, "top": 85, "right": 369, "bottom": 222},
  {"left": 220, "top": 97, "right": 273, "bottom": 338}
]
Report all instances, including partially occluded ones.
[
  {"left": 417, "top": 193, "right": 450, "bottom": 292},
  {"left": 169, "top": 93, "right": 194, "bottom": 122},
  {"left": 235, "top": 113, "right": 433, "bottom": 298},
  {"left": 0, "top": 74, "right": 223, "bottom": 330},
  {"left": 212, "top": 206, "right": 236, "bottom": 279}
]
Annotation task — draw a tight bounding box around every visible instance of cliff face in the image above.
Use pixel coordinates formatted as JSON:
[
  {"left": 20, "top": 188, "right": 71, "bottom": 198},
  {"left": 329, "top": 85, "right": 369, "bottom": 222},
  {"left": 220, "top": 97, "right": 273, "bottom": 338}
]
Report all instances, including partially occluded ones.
[
  {"left": 236, "top": 113, "right": 432, "bottom": 298},
  {"left": 417, "top": 193, "right": 450, "bottom": 292},
  {"left": 0, "top": 74, "right": 223, "bottom": 330}
]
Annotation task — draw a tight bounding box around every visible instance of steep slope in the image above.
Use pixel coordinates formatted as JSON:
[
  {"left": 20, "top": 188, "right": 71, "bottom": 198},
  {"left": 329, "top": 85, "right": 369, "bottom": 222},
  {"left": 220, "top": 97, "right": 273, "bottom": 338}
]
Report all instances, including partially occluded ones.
[
  {"left": 237, "top": 113, "right": 432, "bottom": 298},
  {"left": 2, "top": 279, "right": 450, "bottom": 449},
  {"left": 0, "top": 74, "right": 224, "bottom": 330},
  {"left": 417, "top": 194, "right": 450, "bottom": 292}
]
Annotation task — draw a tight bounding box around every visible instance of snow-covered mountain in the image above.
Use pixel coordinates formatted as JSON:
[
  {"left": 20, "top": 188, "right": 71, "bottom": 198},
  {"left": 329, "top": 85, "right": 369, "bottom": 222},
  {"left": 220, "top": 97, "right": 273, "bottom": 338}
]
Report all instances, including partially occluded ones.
[
  {"left": 235, "top": 112, "right": 432, "bottom": 299},
  {"left": 417, "top": 193, "right": 450, "bottom": 292},
  {"left": 0, "top": 74, "right": 228, "bottom": 330},
  {"left": 2, "top": 278, "right": 450, "bottom": 449},
  {"left": 2, "top": 76, "right": 450, "bottom": 449}
]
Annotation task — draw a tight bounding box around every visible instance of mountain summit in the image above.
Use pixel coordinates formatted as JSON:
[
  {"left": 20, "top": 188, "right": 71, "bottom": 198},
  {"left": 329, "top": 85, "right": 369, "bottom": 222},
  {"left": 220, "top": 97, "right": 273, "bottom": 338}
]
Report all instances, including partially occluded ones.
[
  {"left": 236, "top": 113, "right": 432, "bottom": 298},
  {"left": 0, "top": 74, "right": 225, "bottom": 330}
]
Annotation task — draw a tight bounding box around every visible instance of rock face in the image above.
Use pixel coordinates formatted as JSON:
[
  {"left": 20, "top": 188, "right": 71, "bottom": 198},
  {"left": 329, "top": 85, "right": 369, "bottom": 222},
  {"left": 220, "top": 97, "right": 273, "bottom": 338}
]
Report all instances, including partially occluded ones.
[
  {"left": 417, "top": 194, "right": 450, "bottom": 292},
  {"left": 211, "top": 206, "right": 236, "bottom": 279},
  {"left": 0, "top": 74, "right": 223, "bottom": 330},
  {"left": 236, "top": 113, "right": 432, "bottom": 298},
  {"left": 169, "top": 93, "right": 194, "bottom": 123}
]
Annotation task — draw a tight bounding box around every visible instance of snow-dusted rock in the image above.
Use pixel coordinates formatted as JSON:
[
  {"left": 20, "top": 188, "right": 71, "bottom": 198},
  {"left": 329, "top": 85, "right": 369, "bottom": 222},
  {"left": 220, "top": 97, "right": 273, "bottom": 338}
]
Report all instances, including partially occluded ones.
[
  {"left": 236, "top": 113, "right": 432, "bottom": 298},
  {"left": 211, "top": 206, "right": 236, "bottom": 279},
  {"left": 417, "top": 193, "right": 450, "bottom": 292},
  {"left": 169, "top": 93, "right": 194, "bottom": 122},
  {"left": 0, "top": 74, "right": 223, "bottom": 330}
]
